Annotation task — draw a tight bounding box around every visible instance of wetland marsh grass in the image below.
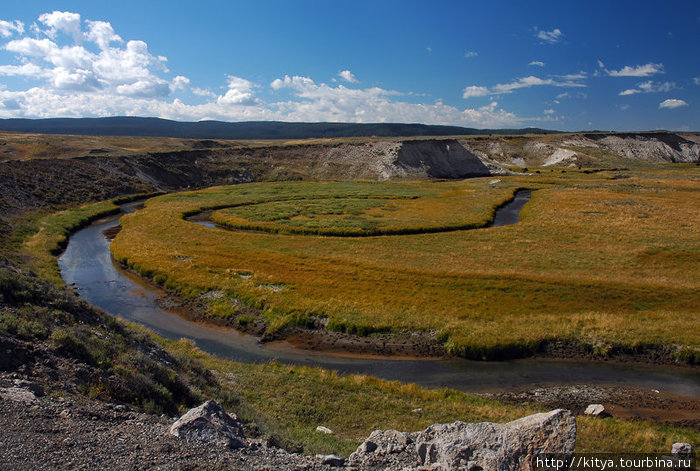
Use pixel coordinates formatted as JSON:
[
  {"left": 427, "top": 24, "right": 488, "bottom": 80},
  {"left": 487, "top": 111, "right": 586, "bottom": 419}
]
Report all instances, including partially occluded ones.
[{"left": 108, "top": 172, "right": 700, "bottom": 361}]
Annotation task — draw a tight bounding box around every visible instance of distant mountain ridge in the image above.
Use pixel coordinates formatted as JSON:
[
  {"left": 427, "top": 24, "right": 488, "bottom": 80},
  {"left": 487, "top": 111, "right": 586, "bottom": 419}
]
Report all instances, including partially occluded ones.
[{"left": 0, "top": 117, "right": 557, "bottom": 140}]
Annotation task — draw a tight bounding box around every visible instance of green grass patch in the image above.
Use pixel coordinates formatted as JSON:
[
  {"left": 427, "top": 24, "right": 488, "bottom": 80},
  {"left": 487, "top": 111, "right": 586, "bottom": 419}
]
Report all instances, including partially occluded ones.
[{"left": 19, "top": 192, "right": 162, "bottom": 285}]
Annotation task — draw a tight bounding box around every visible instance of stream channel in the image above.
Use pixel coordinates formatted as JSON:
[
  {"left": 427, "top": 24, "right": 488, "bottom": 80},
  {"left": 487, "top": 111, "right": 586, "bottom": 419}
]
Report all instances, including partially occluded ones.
[{"left": 58, "top": 193, "right": 699, "bottom": 399}]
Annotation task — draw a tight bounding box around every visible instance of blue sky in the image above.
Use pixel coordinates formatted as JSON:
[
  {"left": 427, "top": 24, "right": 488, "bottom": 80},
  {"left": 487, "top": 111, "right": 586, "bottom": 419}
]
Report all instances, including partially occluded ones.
[{"left": 0, "top": 0, "right": 698, "bottom": 131}]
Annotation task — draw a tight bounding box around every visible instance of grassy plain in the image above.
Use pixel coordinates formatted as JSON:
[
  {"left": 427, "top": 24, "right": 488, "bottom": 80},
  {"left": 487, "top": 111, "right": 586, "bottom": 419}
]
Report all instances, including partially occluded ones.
[
  {"left": 0, "top": 131, "right": 277, "bottom": 161},
  {"left": 111, "top": 168, "right": 700, "bottom": 360},
  {"left": 0, "top": 130, "right": 493, "bottom": 162},
  {"left": 13, "top": 183, "right": 699, "bottom": 455}
]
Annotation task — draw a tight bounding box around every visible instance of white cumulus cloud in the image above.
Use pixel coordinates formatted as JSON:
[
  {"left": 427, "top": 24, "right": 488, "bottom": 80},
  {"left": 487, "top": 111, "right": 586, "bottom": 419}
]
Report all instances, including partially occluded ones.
[
  {"left": 528, "top": 61, "right": 545, "bottom": 67},
  {"left": 53, "top": 68, "right": 101, "bottom": 91},
  {"left": 217, "top": 75, "right": 257, "bottom": 105},
  {"left": 462, "top": 74, "right": 586, "bottom": 99},
  {"left": 619, "top": 81, "right": 676, "bottom": 96},
  {"left": 607, "top": 63, "right": 664, "bottom": 77},
  {"left": 658, "top": 99, "right": 688, "bottom": 109},
  {"left": 0, "top": 11, "right": 528, "bottom": 128},
  {"left": 535, "top": 28, "right": 563, "bottom": 44},
  {"left": 172, "top": 76, "right": 190, "bottom": 91},
  {"left": 38, "top": 11, "right": 82, "bottom": 42},
  {"left": 116, "top": 79, "right": 170, "bottom": 97},
  {"left": 192, "top": 87, "right": 216, "bottom": 98},
  {"left": 0, "top": 63, "right": 44, "bottom": 77},
  {"left": 462, "top": 86, "right": 490, "bottom": 98},
  {"left": 492, "top": 75, "right": 585, "bottom": 94},
  {"left": 619, "top": 89, "right": 640, "bottom": 96},
  {"left": 5, "top": 37, "right": 57, "bottom": 58},
  {"left": 338, "top": 70, "right": 358, "bottom": 83},
  {"left": 271, "top": 75, "right": 316, "bottom": 91},
  {"left": 3, "top": 19, "right": 171, "bottom": 98},
  {"left": 0, "top": 20, "right": 24, "bottom": 37},
  {"left": 85, "top": 20, "right": 122, "bottom": 50}
]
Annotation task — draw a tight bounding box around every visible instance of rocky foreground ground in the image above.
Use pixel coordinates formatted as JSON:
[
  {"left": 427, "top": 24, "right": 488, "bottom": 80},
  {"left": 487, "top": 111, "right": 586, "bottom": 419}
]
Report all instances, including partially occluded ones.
[
  {"left": 0, "top": 374, "right": 336, "bottom": 470},
  {"left": 0, "top": 371, "right": 582, "bottom": 471},
  {"left": 4, "top": 377, "right": 693, "bottom": 471}
]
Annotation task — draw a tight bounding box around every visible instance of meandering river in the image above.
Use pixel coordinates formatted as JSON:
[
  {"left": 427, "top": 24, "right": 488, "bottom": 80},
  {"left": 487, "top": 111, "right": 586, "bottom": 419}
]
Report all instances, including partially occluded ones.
[{"left": 57, "top": 197, "right": 700, "bottom": 398}]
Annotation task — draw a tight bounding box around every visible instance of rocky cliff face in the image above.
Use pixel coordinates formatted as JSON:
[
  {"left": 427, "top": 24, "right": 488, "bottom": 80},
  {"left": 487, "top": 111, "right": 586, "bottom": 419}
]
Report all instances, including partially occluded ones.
[
  {"left": 1, "top": 132, "right": 697, "bottom": 218},
  {"left": 584, "top": 133, "right": 700, "bottom": 163},
  {"left": 467, "top": 132, "right": 700, "bottom": 168},
  {"left": 0, "top": 139, "right": 509, "bottom": 217},
  {"left": 396, "top": 140, "right": 500, "bottom": 178}
]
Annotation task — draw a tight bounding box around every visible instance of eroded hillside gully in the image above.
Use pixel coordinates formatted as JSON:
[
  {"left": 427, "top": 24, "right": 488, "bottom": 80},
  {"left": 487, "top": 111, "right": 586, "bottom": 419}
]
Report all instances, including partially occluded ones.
[{"left": 58, "top": 198, "right": 700, "bottom": 426}]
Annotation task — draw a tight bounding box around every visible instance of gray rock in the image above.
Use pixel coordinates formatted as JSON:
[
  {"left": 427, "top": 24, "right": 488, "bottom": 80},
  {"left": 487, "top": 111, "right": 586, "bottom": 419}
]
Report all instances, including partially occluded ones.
[
  {"left": 354, "top": 429, "right": 415, "bottom": 456},
  {"left": 672, "top": 442, "right": 693, "bottom": 458},
  {"left": 415, "top": 409, "right": 576, "bottom": 470},
  {"left": 315, "top": 425, "right": 333, "bottom": 434},
  {"left": 348, "top": 429, "right": 418, "bottom": 469},
  {"left": 169, "top": 400, "right": 245, "bottom": 449},
  {"left": 584, "top": 404, "right": 609, "bottom": 417},
  {"left": 317, "top": 454, "right": 345, "bottom": 466},
  {"left": 0, "top": 387, "right": 37, "bottom": 404},
  {"left": 13, "top": 380, "right": 44, "bottom": 397},
  {"left": 350, "top": 409, "right": 576, "bottom": 470}
]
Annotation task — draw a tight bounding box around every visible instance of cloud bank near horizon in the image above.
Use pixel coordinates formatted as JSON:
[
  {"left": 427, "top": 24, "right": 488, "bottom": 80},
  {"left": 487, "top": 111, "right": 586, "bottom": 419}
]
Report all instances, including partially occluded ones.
[
  {"left": 0, "top": 11, "right": 526, "bottom": 127},
  {"left": 0, "top": 10, "right": 693, "bottom": 131}
]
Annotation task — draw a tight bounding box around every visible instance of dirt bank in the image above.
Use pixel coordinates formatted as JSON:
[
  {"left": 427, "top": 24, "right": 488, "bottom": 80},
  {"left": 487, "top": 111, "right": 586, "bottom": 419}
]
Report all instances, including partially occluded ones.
[{"left": 482, "top": 384, "right": 700, "bottom": 430}]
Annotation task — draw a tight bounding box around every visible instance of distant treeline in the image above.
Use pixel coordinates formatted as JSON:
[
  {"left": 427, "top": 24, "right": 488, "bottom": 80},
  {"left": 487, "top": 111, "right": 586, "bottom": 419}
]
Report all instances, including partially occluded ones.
[{"left": 0, "top": 117, "right": 558, "bottom": 140}]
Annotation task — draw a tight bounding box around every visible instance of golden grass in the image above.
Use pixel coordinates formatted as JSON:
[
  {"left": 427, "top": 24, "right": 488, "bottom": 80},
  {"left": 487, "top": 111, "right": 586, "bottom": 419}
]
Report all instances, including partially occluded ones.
[
  {"left": 111, "top": 169, "right": 700, "bottom": 359},
  {"left": 16, "top": 187, "right": 700, "bottom": 456},
  {"left": 158, "top": 335, "right": 700, "bottom": 455},
  {"left": 0, "top": 130, "right": 297, "bottom": 161}
]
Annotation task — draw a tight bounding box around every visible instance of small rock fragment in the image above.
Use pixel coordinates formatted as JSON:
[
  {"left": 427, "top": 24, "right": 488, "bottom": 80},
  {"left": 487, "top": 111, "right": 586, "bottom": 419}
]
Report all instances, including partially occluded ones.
[
  {"left": 13, "top": 380, "right": 44, "bottom": 397},
  {"left": 584, "top": 404, "right": 609, "bottom": 417},
  {"left": 0, "top": 387, "right": 37, "bottom": 404},
  {"left": 315, "top": 425, "right": 333, "bottom": 434},
  {"left": 412, "top": 408, "right": 423, "bottom": 414},
  {"left": 169, "top": 400, "right": 246, "bottom": 449},
  {"left": 317, "top": 454, "right": 345, "bottom": 466},
  {"left": 672, "top": 442, "right": 693, "bottom": 458},
  {"left": 350, "top": 429, "right": 414, "bottom": 457}
]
